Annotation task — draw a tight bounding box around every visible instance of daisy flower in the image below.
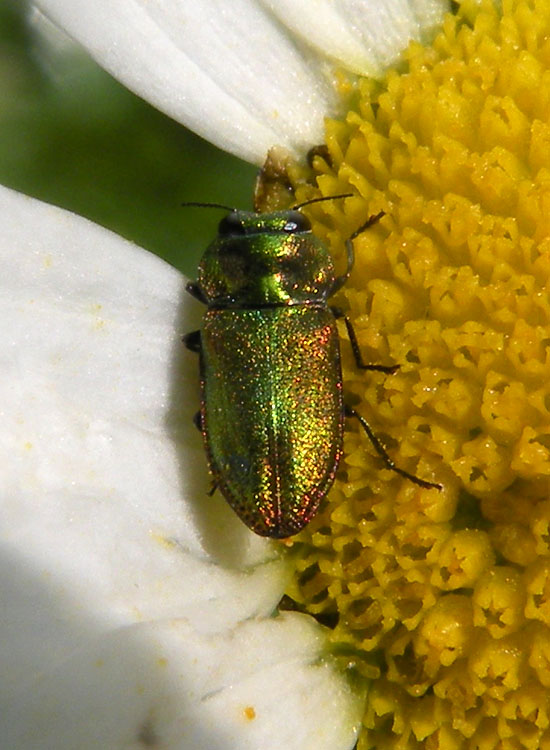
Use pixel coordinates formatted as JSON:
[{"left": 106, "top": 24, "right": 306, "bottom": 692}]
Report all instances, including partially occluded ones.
[{"left": 6, "top": 2, "right": 549, "bottom": 750}]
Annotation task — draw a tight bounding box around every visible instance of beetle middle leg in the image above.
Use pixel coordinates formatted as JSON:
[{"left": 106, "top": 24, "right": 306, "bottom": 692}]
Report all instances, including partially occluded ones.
[
  {"left": 330, "top": 209, "right": 397, "bottom": 374},
  {"left": 345, "top": 405, "right": 442, "bottom": 490},
  {"left": 330, "top": 211, "right": 399, "bottom": 375},
  {"left": 183, "top": 331, "right": 204, "bottom": 430},
  {"left": 332, "top": 307, "right": 398, "bottom": 374},
  {"left": 183, "top": 329, "right": 201, "bottom": 353}
]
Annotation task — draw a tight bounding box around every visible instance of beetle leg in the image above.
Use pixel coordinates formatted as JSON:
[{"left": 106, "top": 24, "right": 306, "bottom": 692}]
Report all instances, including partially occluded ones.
[
  {"left": 332, "top": 307, "right": 398, "bottom": 374},
  {"left": 345, "top": 405, "right": 442, "bottom": 490},
  {"left": 207, "top": 480, "right": 218, "bottom": 497},
  {"left": 186, "top": 280, "right": 208, "bottom": 304},
  {"left": 330, "top": 210, "right": 385, "bottom": 295},
  {"left": 192, "top": 410, "right": 202, "bottom": 431},
  {"left": 183, "top": 330, "right": 201, "bottom": 353}
]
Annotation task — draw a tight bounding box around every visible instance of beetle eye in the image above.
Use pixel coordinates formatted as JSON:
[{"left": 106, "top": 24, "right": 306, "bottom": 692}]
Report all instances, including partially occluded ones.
[
  {"left": 218, "top": 212, "right": 246, "bottom": 236},
  {"left": 283, "top": 211, "right": 311, "bottom": 233}
]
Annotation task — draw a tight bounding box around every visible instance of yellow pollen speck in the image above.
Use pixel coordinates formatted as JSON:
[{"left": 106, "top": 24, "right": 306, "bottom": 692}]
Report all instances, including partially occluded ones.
[
  {"left": 90, "top": 303, "right": 105, "bottom": 331},
  {"left": 243, "top": 706, "right": 256, "bottom": 721},
  {"left": 257, "top": 2, "right": 550, "bottom": 748},
  {"left": 149, "top": 531, "right": 178, "bottom": 550}
]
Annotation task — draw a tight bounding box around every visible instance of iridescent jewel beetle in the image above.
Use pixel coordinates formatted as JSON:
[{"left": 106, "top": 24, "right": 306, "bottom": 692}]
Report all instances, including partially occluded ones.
[{"left": 184, "top": 197, "right": 441, "bottom": 538}]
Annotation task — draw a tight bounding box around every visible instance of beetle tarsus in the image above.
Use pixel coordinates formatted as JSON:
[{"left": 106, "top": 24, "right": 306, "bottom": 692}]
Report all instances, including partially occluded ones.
[{"left": 345, "top": 405, "right": 442, "bottom": 490}]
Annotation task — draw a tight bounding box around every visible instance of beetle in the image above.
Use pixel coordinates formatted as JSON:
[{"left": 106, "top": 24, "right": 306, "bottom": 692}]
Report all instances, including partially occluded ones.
[{"left": 184, "top": 196, "right": 441, "bottom": 538}]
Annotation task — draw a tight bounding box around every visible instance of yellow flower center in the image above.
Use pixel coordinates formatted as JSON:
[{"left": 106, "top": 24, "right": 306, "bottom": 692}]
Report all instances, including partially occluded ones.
[{"left": 264, "top": 1, "right": 550, "bottom": 748}]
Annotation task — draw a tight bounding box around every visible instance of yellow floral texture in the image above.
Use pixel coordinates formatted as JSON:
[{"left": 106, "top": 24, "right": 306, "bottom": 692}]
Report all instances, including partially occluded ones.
[{"left": 284, "top": 1, "right": 550, "bottom": 748}]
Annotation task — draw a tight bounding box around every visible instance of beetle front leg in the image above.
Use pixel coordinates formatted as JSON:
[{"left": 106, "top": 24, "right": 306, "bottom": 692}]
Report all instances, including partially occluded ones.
[
  {"left": 332, "top": 307, "right": 398, "bottom": 374},
  {"left": 330, "top": 210, "right": 385, "bottom": 295},
  {"left": 186, "top": 280, "right": 208, "bottom": 304},
  {"left": 345, "top": 405, "right": 442, "bottom": 490}
]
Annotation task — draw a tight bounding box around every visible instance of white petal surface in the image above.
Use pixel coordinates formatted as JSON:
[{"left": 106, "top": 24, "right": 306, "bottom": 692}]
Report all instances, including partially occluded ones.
[
  {"left": 0, "top": 186, "right": 363, "bottom": 748},
  {"left": 2, "top": 615, "right": 364, "bottom": 750},
  {"left": 0, "top": 183, "right": 285, "bottom": 680},
  {"left": 34, "top": 0, "right": 450, "bottom": 164},
  {"left": 262, "top": 0, "right": 450, "bottom": 74}
]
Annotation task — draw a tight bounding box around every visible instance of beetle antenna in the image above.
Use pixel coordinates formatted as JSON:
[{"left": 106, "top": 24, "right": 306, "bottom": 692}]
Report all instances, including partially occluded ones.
[
  {"left": 182, "top": 201, "right": 237, "bottom": 212},
  {"left": 349, "top": 210, "right": 386, "bottom": 240},
  {"left": 292, "top": 193, "right": 353, "bottom": 211}
]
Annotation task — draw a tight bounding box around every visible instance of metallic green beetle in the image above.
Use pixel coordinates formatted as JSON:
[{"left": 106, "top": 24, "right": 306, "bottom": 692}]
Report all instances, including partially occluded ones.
[{"left": 185, "top": 199, "right": 441, "bottom": 538}]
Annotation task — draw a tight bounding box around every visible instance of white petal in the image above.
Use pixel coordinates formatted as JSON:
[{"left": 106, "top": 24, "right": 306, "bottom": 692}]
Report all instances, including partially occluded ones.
[
  {"left": 0, "top": 185, "right": 363, "bottom": 748},
  {"left": 262, "top": 0, "right": 449, "bottom": 74},
  {"left": 34, "top": 0, "right": 450, "bottom": 163},
  {"left": 0, "top": 187, "right": 279, "bottom": 688},
  {"left": 33, "top": 0, "right": 334, "bottom": 164},
  {"left": 2, "top": 615, "right": 364, "bottom": 750}
]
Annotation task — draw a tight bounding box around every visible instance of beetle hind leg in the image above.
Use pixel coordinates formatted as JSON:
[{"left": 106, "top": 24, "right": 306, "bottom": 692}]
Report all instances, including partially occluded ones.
[
  {"left": 192, "top": 410, "right": 203, "bottom": 431},
  {"left": 345, "top": 405, "right": 442, "bottom": 490}
]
